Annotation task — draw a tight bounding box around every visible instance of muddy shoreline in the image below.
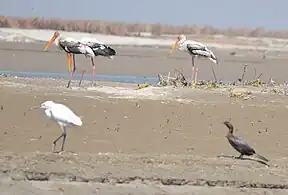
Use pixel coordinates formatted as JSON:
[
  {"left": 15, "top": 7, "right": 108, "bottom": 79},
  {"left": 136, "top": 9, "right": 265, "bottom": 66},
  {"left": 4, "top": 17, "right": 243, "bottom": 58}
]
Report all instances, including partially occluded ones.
[{"left": 1, "top": 43, "right": 288, "bottom": 194}]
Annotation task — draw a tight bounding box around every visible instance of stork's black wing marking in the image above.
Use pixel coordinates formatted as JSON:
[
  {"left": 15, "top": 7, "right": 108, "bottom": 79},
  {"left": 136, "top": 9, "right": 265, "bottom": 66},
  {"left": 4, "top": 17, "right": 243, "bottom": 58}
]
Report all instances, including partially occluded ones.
[
  {"left": 85, "top": 42, "right": 101, "bottom": 48},
  {"left": 187, "top": 44, "right": 207, "bottom": 52},
  {"left": 187, "top": 44, "right": 211, "bottom": 57},
  {"left": 87, "top": 42, "right": 116, "bottom": 57},
  {"left": 59, "top": 41, "right": 84, "bottom": 54},
  {"left": 191, "top": 50, "right": 212, "bottom": 57}
]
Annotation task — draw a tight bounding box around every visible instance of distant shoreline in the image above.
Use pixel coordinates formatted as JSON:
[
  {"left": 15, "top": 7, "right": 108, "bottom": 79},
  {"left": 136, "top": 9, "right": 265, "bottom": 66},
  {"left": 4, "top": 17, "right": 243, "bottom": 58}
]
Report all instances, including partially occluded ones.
[{"left": 1, "top": 15, "right": 288, "bottom": 39}]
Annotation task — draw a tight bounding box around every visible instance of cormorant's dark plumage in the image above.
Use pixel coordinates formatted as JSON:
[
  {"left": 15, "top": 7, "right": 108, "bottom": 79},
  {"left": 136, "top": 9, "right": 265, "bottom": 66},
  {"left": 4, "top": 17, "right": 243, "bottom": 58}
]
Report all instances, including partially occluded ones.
[{"left": 223, "top": 121, "right": 268, "bottom": 162}]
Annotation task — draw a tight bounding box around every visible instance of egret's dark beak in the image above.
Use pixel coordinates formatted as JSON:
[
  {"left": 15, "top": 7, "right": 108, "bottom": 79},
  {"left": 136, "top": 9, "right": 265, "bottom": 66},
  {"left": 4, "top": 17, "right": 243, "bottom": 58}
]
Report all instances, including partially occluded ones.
[{"left": 29, "top": 106, "right": 41, "bottom": 111}]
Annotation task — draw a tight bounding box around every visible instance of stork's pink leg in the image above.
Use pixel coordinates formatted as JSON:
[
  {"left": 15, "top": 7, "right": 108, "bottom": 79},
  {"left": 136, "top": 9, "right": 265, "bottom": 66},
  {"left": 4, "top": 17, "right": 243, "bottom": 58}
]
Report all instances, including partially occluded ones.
[
  {"left": 191, "top": 56, "right": 195, "bottom": 84},
  {"left": 194, "top": 68, "right": 199, "bottom": 83},
  {"left": 191, "top": 67, "right": 195, "bottom": 84},
  {"left": 78, "top": 70, "right": 86, "bottom": 87},
  {"left": 67, "top": 54, "right": 76, "bottom": 88},
  {"left": 91, "top": 58, "right": 96, "bottom": 86}
]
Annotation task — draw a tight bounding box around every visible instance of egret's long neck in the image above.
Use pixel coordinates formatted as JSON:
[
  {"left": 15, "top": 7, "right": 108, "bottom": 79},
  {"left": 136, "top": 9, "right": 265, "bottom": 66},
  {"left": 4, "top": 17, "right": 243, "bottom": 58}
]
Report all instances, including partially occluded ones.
[{"left": 44, "top": 108, "right": 52, "bottom": 118}]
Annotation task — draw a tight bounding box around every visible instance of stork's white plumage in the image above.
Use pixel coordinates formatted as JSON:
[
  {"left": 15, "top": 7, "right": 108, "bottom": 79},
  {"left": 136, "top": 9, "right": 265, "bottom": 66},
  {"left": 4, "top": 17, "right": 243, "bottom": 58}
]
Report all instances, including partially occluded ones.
[
  {"left": 170, "top": 34, "right": 218, "bottom": 84},
  {"left": 31, "top": 100, "right": 82, "bottom": 153},
  {"left": 81, "top": 37, "right": 105, "bottom": 46},
  {"left": 44, "top": 31, "right": 95, "bottom": 88},
  {"left": 79, "top": 37, "right": 117, "bottom": 86},
  {"left": 80, "top": 38, "right": 116, "bottom": 59}
]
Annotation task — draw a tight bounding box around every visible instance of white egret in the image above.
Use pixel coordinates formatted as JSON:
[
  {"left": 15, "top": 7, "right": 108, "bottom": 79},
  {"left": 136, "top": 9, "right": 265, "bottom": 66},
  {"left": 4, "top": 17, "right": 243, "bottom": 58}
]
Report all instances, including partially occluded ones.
[
  {"left": 170, "top": 34, "right": 218, "bottom": 84},
  {"left": 30, "top": 101, "right": 82, "bottom": 153}
]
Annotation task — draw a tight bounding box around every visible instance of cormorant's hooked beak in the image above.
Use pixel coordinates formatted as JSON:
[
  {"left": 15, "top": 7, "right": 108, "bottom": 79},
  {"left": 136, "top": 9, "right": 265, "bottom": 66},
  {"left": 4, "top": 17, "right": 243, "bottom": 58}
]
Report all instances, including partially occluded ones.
[
  {"left": 44, "top": 34, "right": 57, "bottom": 51},
  {"left": 169, "top": 39, "right": 179, "bottom": 56}
]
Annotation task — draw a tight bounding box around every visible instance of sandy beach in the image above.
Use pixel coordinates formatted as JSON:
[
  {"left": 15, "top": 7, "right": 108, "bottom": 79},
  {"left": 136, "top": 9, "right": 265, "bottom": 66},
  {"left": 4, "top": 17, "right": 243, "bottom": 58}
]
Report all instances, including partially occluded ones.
[{"left": 1, "top": 42, "right": 288, "bottom": 194}]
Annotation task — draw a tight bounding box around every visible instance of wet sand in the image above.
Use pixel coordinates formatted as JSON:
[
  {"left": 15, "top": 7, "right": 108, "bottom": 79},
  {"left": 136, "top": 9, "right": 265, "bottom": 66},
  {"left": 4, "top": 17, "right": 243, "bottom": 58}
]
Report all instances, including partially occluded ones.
[{"left": 1, "top": 43, "right": 288, "bottom": 194}]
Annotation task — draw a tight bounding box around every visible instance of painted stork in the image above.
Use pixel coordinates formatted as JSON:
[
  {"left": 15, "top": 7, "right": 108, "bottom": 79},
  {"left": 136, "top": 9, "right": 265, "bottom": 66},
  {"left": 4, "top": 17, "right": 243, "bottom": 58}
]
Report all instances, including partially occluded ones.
[
  {"left": 44, "top": 31, "right": 95, "bottom": 88},
  {"left": 79, "top": 38, "right": 116, "bottom": 85},
  {"left": 169, "top": 34, "right": 219, "bottom": 84}
]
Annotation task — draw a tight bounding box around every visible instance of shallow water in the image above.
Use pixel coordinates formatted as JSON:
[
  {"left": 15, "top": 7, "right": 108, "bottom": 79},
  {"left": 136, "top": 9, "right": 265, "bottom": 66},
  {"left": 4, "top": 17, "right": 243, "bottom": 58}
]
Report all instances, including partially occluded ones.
[{"left": 0, "top": 70, "right": 158, "bottom": 84}]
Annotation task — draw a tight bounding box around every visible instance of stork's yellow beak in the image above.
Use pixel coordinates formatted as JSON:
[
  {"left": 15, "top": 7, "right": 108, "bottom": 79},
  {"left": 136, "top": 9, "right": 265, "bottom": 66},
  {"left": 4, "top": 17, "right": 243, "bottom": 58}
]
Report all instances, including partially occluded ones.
[
  {"left": 169, "top": 40, "right": 179, "bottom": 56},
  {"left": 44, "top": 35, "right": 57, "bottom": 51}
]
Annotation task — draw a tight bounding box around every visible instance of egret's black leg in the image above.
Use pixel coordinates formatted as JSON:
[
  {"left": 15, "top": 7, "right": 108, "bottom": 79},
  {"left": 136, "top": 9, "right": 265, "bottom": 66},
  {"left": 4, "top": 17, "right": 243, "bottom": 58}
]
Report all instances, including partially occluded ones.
[
  {"left": 60, "top": 126, "right": 67, "bottom": 152},
  {"left": 52, "top": 134, "right": 64, "bottom": 152},
  {"left": 60, "top": 133, "right": 67, "bottom": 152}
]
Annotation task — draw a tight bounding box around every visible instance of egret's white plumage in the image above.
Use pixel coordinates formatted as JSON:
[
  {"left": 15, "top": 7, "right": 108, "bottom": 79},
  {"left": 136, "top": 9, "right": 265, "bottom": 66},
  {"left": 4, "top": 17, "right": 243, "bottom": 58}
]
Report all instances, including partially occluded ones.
[
  {"left": 42, "top": 101, "right": 82, "bottom": 127},
  {"left": 38, "top": 100, "right": 82, "bottom": 152},
  {"left": 170, "top": 34, "right": 218, "bottom": 83}
]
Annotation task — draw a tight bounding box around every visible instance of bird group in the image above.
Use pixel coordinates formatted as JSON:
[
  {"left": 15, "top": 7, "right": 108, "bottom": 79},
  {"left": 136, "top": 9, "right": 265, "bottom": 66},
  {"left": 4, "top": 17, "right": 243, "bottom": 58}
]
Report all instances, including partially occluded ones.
[
  {"left": 44, "top": 31, "right": 116, "bottom": 88},
  {"left": 44, "top": 32, "right": 218, "bottom": 87},
  {"left": 39, "top": 33, "right": 269, "bottom": 164},
  {"left": 31, "top": 100, "right": 269, "bottom": 165}
]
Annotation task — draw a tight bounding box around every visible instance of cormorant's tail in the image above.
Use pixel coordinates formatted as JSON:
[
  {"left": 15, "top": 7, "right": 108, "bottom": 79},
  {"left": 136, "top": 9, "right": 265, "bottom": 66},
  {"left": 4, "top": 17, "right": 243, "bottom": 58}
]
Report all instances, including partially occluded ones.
[{"left": 254, "top": 153, "right": 269, "bottom": 162}]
